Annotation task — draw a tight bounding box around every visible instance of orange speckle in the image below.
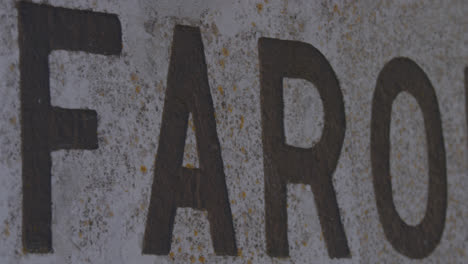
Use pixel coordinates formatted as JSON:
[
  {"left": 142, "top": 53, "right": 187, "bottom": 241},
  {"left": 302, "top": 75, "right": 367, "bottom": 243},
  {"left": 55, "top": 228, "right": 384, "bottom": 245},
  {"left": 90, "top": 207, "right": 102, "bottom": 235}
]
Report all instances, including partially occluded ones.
[
  {"left": 227, "top": 105, "right": 233, "bottom": 113},
  {"left": 302, "top": 241, "right": 307, "bottom": 246},
  {"left": 194, "top": 230, "right": 198, "bottom": 236},
  {"left": 237, "top": 248, "right": 243, "bottom": 257},
  {"left": 190, "top": 255, "right": 196, "bottom": 263},
  {"left": 362, "top": 233, "right": 368, "bottom": 242},
  {"left": 169, "top": 251, "right": 175, "bottom": 258},
  {"left": 299, "top": 23, "right": 305, "bottom": 32},
  {"left": 197, "top": 245, "right": 202, "bottom": 251},
  {"left": 247, "top": 260, "right": 252, "bottom": 264},
  {"left": 256, "top": 3, "right": 263, "bottom": 13},
  {"left": 211, "top": 22, "right": 219, "bottom": 36},
  {"left": 9, "top": 117, "right": 16, "bottom": 125},
  {"left": 9, "top": 64, "right": 15, "bottom": 72},
  {"left": 198, "top": 256, "right": 205, "bottom": 263},
  {"left": 251, "top": 22, "right": 256, "bottom": 27},
  {"left": 219, "top": 59, "right": 225, "bottom": 68},
  {"left": 185, "top": 163, "right": 195, "bottom": 169},
  {"left": 333, "top": 4, "right": 340, "bottom": 15},
  {"left": 178, "top": 247, "right": 182, "bottom": 253},
  {"left": 188, "top": 119, "right": 195, "bottom": 132},
  {"left": 248, "top": 208, "right": 253, "bottom": 214},
  {"left": 231, "top": 199, "right": 236, "bottom": 205},
  {"left": 131, "top": 73, "right": 138, "bottom": 82},
  {"left": 239, "top": 116, "right": 244, "bottom": 129},
  {"left": 222, "top": 47, "right": 229, "bottom": 57},
  {"left": 241, "top": 191, "right": 246, "bottom": 199},
  {"left": 217, "top": 86, "right": 224, "bottom": 95},
  {"left": 345, "top": 33, "right": 352, "bottom": 41},
  {"left": 3, "top": 223, "right": 10, "bottom": 238},
  {"left": 135, "top": 86, "right": 141, "bottom": 93},
  {"left": 233, "top": 85, "right": 237, "bottom": 91},
  {"left": 140, "top": 165, "right": 147, "bottom": 173},
  {"left": 240, "top": 147, "right": 246, "bottom": 154},
  {"left": 78, "top": 231, "right": 82, "bottom": 238}
]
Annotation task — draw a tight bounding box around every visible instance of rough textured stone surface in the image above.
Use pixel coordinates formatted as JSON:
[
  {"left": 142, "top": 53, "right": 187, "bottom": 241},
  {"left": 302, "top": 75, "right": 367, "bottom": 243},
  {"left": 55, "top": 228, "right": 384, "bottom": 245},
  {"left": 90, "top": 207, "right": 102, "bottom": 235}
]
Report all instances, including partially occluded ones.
[{"left": 0, "top": 0, "right": 467, "bottom": 263}]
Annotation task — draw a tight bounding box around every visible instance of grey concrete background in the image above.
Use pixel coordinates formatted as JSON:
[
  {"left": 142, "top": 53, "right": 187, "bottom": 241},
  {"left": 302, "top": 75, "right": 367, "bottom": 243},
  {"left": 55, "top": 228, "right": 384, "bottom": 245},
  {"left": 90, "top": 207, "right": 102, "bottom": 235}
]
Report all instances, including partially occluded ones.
[{"left": 0, "top": 0, "right": 467, "bottom": 263}]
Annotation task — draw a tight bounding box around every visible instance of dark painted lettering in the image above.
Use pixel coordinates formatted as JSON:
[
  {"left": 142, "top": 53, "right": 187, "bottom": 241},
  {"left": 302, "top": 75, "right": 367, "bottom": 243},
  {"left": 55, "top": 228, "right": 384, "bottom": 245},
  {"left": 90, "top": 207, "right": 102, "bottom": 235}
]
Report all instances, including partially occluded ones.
[
  {"left": 143, "top": 25, "right": 237, "bottom": 256},
  {"left": 371, "top": 58, "right": 447, "bottom": 259},
  {"left": 465, "top": 67, "right": 468, "bottom": 151},
  {"left": 18, "top": 2, "right": 121, "bottom": 253},
  {"left": 258, "top": 37, "right": 350, "bottom": 258}
]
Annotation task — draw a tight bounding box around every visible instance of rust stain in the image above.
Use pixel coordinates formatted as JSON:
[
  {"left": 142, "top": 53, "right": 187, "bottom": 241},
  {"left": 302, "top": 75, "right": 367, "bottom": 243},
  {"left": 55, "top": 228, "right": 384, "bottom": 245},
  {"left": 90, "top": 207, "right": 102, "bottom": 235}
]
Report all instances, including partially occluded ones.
[
  {"left": 333, "top": 4, "right": 340, "bottom": 15},
  {"left": 222, "top": 47, "right": 229, "bottom": 57},
  {"left": 217, "top": 85, "right": 224, "bottom": 95},
  {"left": 241, "top": 147, "right": 246, "bottom": 155},
  {"left": 211, "top": 22, "right": 219, "bottom": 36},
  {"left": 130, "top": 73, "right": 138, "bottom": 82},
  {"left": 3, "top": 223, "right": 10, "bottom": 238},
  {"left": 140, "top": 165, "right": 147, "bottom": 173},
  {"left": 188, "top": 119, "right": 195, "bottom": 132},
  {"left": 256, "top": 3, "right": 263, "bottom": 13}
]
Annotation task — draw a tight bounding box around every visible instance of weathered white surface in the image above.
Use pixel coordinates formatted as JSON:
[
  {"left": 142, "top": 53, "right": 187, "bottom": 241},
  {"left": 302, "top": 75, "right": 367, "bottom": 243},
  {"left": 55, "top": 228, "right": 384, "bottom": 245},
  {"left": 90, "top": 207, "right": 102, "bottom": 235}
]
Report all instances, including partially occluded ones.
[{"left": 0, "top": 0, "right": 467, "bottom": 263}]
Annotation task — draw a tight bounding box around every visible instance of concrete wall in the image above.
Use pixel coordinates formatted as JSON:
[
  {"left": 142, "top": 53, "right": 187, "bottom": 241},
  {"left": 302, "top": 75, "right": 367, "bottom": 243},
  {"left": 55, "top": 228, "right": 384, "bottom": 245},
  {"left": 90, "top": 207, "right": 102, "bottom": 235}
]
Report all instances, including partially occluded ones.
[{"left": 0, "top": 0, "right": 467, "bottom": 263}]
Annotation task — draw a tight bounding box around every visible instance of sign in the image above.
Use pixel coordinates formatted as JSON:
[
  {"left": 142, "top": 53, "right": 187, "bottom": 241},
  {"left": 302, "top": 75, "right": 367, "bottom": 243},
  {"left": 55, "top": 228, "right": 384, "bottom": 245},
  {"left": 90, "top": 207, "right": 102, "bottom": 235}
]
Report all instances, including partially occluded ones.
[{"left": 1, "top": 1, "right": 467, "bottom": 263}]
